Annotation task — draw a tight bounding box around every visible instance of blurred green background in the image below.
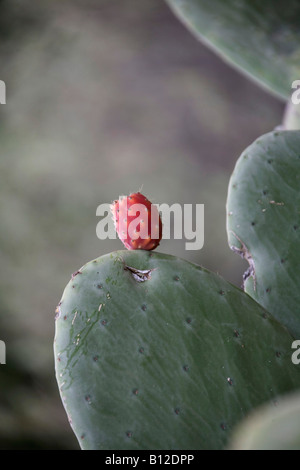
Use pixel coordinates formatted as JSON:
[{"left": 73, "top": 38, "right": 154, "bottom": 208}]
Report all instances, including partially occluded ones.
[{"left": 0, "top": 0, "right": 285, "bottom": 449}]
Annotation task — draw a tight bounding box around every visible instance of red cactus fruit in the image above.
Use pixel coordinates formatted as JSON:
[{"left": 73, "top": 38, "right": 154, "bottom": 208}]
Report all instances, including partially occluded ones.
[{"left": 110, "top": 192, "right": 162, "bottom": 250}]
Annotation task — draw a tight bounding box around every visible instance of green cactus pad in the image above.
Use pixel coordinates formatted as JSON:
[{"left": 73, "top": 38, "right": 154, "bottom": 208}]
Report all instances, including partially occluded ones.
[
  {"left": 226, "top": 130, "right": 300, "bottom": 338},
  {"left": 166, "top": 0, "right": 300, "bottom": 99},
  {"left": 229, "top": 390, "right": 300, "bottom": 450},
  {"left": 54, "top": 250, "right": 300, "bottom": 450}
]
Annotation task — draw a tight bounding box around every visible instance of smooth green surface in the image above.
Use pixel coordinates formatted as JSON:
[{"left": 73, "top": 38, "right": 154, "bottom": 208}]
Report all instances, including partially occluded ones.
[
  {"left": 227, "top": 130, "right": 300, "bottom": 338},
  {"left": 54, "top": 251, "right": 300, "bottom": 450},
  {"left": 229, "top": 390, "right": 300, "bottom": 450},
  {"left": 166, "top": 0, "right": 300, "bottom": 99}
]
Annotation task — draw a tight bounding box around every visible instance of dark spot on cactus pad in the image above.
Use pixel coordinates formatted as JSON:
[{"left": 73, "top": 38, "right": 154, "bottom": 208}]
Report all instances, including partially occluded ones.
[
  {"left": 126, "top": 431, "right": 133, "bottom": 438},
  {"left": 183, "top": 365, "right": 189, "bottom": 372},
  {"left": 220, "top": 423, "right": 227, "bottom": 431},
  {"left": 251, "top": 221, "right": 256, "bottom": 226},
  {"left": 132, "top": 388, "right": 139, "bottom": 396},
  {"left": 281, "top": 258, "right": 286, "bottom": 264},
  {"left": 80, "top": 433, "right": 85, "bottom": 440},
  {"left": 262, "top": 312, "right": 268, "bottom": 319},
  {"left": 97, "top": 284, "right": 103, "bottom": 289},
  {"left": 229, "top": 231, "right": 256, "bottom": 291},
  {"left": 138, "top": 347, "right": 144, "bottom": 354},
  {"left": 55, "top": 304, "right": 61, "bottom": 320},
  {"left": 233, "top": 329, "right": 239, "bottom": 337},
  {"left": 227, "top": 377, "right": 233, "bottom": 386},
  {"left": 219, "top": 290, "right": 225, "bottom": 295},
  {"left": 268, "top": 159, "right": 273, "bottom": 164},
  {"left": 263, "top": 190, "right": 268, "bottom": 195},
  {"left": 71, "top": 270, "right": 82, "bottom": 280},
  {"left": 294, "top": 225, "right": 299, "bottom": 230},
  {"left": 266, "top": 287, "right": 271, "bottom": 293},
  {"left": 124, "top": 264, "right": 154, "bottom": 282},
  {"left": 276, "top": 351, "right": 281, "bottom": 358},
  {"left": 93, "top": 355, "right": 99, "bottom": 362},
  {"left": 85, "top": 395, "right": 92, "bottom": 404},
  {"left": 174, "top": 408, "right": 180, "bottom": 415},
  {"left": 174, "top": 275, "right": 180, "bottom": 281},
  {"left": 63, "top": 315, "right": 67, "bottom": 321},
  {"left": 232, "top": 183, "right": 237, "bottom": 189},
  {"left": 101, "top": 320, "right": 107, "bottom": 326},
  {"left": 186, "top": 317, "right": 192, "bottom": 324},
  {"left": 141, "top": 304, "right": 147, "bottom": 311}
]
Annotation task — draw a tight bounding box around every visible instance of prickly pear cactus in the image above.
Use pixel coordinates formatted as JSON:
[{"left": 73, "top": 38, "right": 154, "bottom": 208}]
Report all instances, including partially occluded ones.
[
  {"left": 54, "top": 250, "right": 300, "bottom": 450},
  {"left": 226, "top": 130, "right": 300, "bottom": 338},
  {"left": 166, "top": 0, "right": 300, "bottom": 99},
  {"left": 229, "top": 390, "right": 300, "bottom": 450},
  {"left": 110, "top": 192, "right": 162, "bottom": 251}
]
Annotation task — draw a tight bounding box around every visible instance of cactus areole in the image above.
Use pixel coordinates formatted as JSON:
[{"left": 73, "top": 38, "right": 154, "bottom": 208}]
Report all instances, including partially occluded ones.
[{"left": 110, "top": 192, "right": 163, "bottom": 251}]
